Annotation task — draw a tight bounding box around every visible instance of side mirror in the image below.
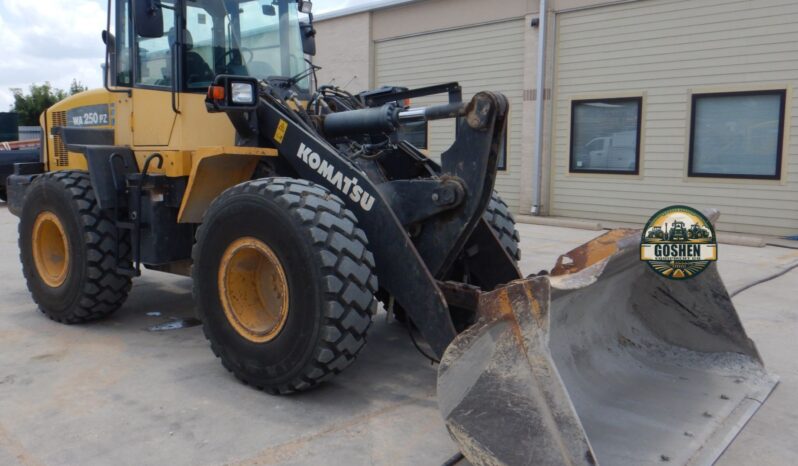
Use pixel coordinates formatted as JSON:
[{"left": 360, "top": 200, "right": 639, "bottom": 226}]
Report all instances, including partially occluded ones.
[
  {"left": 102, "top": 31, "right": 117, "bottom": 88},
  {"left": 260, "top": 0, "right": 276, "bottom": 16},
  {"left": 102, "top": 30, "right": 116, "bottom": 48},
  {"left": 299, "top": 1, "right": 313, "bottom": 14},
  {"left": 133, "top": 0, "right": 164, "bottom": 39},
  {"left": 300, "top": 22, "right": 316, "bottom": 56}
]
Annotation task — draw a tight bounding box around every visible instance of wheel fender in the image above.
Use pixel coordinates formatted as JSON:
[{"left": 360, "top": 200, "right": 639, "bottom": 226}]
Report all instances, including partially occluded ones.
[{"left": 177, "top": 147, "right": 278, "bottom": 223}]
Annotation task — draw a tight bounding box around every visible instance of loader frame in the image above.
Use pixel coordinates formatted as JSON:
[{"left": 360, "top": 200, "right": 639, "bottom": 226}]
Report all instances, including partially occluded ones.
[{"left": 8, "top": 81, "right": 519, "bottom": 358}]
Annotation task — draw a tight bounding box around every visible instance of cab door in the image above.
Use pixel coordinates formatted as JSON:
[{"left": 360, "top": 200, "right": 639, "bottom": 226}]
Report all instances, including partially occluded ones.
[{"left": 132, "top": 1, "right": 178, "bottom": 147}]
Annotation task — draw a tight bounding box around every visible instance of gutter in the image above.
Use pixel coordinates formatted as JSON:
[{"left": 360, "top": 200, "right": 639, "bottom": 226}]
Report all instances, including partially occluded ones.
[
  {"left": 531, "top": 0, "right": 549, "bottom": 215},
  {"left": 315, "top": 0, "right": 424, "bottom": 22}
]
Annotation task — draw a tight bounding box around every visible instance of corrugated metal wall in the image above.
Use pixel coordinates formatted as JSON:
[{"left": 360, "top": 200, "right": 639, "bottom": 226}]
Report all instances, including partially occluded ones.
[
  {"left": 18, "top": 126, "right": 42, "bottom": 141},
  {"left": 552, "top": 0, "right": 798, "bottom": 236},
  {"left": 375, "top": 19, "right": 526, "bottom": 212}
]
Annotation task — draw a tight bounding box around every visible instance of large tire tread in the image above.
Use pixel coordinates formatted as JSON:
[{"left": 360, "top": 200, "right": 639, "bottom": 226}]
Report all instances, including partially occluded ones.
[
  {"left": 20, "top": 171, "right": 131, "bottom": 323},
  {"left": 193, "top": 177, "right": 378, "bottom": 395},
  {"left": 483, "top": 193, "right": 521, "bottom": 262}
]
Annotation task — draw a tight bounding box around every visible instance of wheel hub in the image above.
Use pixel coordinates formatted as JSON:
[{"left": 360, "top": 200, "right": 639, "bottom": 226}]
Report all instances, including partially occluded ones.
[
  {"left": 32, "top": 211, "right": 70, "bottom": 288},
  {"left": 218, "top": 238, "right": 289, "bottom": 343}
]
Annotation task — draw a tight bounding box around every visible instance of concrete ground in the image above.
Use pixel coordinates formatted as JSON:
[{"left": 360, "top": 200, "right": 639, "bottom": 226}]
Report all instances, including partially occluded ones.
[{"left": 0, "top": 204, "right": 796, "bottom": 466}]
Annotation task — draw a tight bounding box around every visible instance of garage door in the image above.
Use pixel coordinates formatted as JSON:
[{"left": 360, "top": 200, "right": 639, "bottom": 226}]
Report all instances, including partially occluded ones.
[{"left": 375, "top": 19, "right": 525, "bottom": 212}]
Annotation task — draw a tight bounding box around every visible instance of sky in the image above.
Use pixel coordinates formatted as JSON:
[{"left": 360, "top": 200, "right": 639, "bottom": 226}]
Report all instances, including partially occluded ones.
[{"left": 0, "top": 0, "right": 366, "bottom": 111}]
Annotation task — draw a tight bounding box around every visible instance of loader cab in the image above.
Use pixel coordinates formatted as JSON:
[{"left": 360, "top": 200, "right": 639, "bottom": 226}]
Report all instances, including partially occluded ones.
[
  {"left": 104, "top": 0, "right": 313, "bottom": 147},
  {"left": 112, "top": 0, "right": 312, "bottom": 93}
]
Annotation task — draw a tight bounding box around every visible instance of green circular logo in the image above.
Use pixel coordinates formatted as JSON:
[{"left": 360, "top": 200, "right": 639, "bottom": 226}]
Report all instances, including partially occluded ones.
[{"left": 640, "top": 205, "right": 718, "bottom": 280}]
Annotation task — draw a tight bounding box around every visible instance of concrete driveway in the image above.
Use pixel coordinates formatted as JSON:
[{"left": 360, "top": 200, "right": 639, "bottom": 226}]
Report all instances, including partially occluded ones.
[{"left": 0, "top": 204, "right": 796, "bottom": 465}]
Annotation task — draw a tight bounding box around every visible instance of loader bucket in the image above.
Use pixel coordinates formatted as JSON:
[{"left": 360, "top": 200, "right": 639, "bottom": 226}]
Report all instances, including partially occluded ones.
[{"left": 438, "top": 225, "right": 778, "bottom": 466}]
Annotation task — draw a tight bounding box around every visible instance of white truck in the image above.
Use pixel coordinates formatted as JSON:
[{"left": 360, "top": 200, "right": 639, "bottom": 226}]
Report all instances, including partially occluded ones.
[{"left": 575, "top": 130, "right": 637, "bottom": 171}]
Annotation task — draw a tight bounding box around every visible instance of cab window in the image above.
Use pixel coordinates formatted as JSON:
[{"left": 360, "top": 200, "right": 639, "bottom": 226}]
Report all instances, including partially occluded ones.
[
  {"left": 135, "top": 1, "right": 176, "bottom": 87},
  {"left": 114, "top": 0, "right": 133, "bottom": 86},
  {"left": 184, "top": 4, "right": 217, "bottom": 89},
  {"left": 183, "top": 0, "right": 309, "bottom": 91}
]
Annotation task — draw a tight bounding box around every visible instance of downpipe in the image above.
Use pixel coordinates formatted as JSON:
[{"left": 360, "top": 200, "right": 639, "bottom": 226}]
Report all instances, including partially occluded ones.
[{"left": 532, "top": 0, "right": 549, "bottom": 215}]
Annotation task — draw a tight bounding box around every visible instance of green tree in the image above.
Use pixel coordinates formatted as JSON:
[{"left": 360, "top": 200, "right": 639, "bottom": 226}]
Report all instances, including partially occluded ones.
[
  {"left": 10, "top": 80, "right": 87, "bottom": 126},
  {"left": 69, "top": 79, "right": 88, "bottom": 96}
]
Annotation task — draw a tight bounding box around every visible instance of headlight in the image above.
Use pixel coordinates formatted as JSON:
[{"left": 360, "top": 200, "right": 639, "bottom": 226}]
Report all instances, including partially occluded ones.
[{"left": 231, "top": 82, "right": 255, "bottom": 105}]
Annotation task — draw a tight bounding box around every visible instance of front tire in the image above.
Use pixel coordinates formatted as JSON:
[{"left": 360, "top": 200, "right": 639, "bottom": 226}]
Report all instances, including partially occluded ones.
[
  {"left": 19, "top": 171, "right": 132, "bottom": 323},
  {"left": 483, "top": 193, "right": 521, "bottom": 262},
  {"left": 193, "top": 178, "right": 378, "bottom": 394}
]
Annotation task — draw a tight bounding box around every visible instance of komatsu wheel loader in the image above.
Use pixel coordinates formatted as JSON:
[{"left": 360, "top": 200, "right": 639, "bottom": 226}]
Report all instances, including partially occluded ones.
[{"left": 7, "top": 1, "right": 777, "bottom": 464}]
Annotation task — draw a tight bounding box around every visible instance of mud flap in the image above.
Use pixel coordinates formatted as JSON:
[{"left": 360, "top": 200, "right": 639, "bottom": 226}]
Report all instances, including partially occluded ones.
[{"left": 438, "top": 226, "right": 778, "bottom": 466}]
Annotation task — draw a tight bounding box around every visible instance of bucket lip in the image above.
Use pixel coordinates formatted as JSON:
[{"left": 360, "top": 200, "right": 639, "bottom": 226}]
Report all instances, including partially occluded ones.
[
  {"left": 548, "top": 228, "right": 641, "bottom": 292},
  {"left": 687, "top": 374, "right": 779, "bottom": 466},
  {"left": 550, "top": 228, "right": 639, "bottom": 278},
  {"left": 549, "top": 259, "right": 608, "bottom": 290}
]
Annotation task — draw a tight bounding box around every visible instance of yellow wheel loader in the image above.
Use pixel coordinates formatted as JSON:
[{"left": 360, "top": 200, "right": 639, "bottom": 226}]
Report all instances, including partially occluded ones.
[{"left": 7, "top": 1, "right": 776, "bottom": 464}]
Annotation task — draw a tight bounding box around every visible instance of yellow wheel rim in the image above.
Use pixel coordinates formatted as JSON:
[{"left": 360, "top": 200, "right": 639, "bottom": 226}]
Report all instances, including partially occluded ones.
[
  {"left": 32, "top": 211, "right": 70, "bottom": 288},
  {"left": 218, "top": 237, "right": 290, "bottom": 343}
]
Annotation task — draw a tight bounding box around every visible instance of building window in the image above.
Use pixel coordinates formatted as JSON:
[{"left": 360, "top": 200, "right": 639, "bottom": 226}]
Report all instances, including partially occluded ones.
[
  {"left": 689, "top": 90, "right": 785, "bottom": 180},
  {"left": 570, "top": 97, "right": 642, "bottom": 174}
]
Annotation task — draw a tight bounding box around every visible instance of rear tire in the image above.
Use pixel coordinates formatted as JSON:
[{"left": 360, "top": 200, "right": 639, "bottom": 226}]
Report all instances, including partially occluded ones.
[
  {"left": 483, "top": 192, "right": 521, "bottom": 262},
  {"left": 192, "top": 178, "right": 378, "bottom": 394},
  {"left": 19, "top": 171, "right": 132, "bottom": 323}
]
